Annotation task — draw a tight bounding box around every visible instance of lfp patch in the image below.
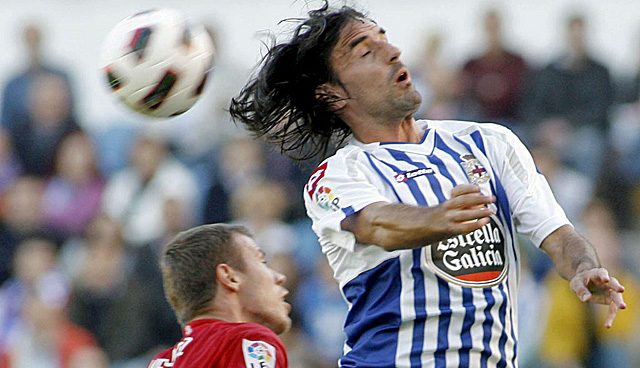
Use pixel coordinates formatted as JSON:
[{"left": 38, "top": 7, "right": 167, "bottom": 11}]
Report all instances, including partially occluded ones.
[
  {"left": 242, "top": 339, "right": 276, "bottom": 368},
  {"left": 314, "top": 186, "right": 341, "bottom": 211}
]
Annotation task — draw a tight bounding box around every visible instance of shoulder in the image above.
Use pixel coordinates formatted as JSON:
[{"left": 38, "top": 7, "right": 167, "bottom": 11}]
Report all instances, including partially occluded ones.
[
  {"left": 151, "top": 346, "right": 173, "bottom": 361},
  {"left": 426, "top": 119, "right": 520, "bottom": 155},
  {"left": 218, "top": 322, "right": 287, "bottom": 367},
  {"left": 232, "top": 322, "right": 285, "bottom": 347},
  {"left": 198, "top": 320, "right": 284, "bottom": 346},
  {"left": 305, "top": 146, "right": 369, "bottom": 186},
  {"left": 323, "top": 144, "right": 369, "bottom": 169}
]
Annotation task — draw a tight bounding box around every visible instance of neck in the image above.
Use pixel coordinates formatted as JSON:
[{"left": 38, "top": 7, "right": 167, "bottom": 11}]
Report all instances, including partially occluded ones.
[
  {"left": 188, "top": 292, "right": 247, "bottom": 326},
  {"left": 189, "top": 306, "right": 241, "bottom": 325},
  {"left": 352, "top": 116, "right": 420, "bottom": 144}
]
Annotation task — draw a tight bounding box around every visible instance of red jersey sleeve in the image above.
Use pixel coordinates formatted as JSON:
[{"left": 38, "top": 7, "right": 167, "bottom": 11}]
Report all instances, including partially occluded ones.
[{"left": 229, "top": 323, "right": 288, "bottom": 368}]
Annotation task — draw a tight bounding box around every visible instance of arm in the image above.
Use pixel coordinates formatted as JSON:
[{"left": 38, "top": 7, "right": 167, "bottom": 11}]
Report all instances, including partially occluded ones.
[
  {"left": 341, "top": 184, "right": 495, "bottom": 251},
  {"left": 541, "top": 224, "right": 626, "bottom": 328}
]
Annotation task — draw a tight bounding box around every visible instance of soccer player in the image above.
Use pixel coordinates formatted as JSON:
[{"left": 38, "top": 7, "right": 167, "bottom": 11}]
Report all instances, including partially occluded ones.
[
  {"left": 229, "top": 2, "right": 626, "bottom": 367},
  {"left": 148, "top": 224, "right": 290, "bottom": 368}
]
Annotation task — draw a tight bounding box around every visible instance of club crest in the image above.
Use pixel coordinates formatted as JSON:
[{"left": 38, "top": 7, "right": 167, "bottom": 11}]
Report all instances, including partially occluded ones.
[{"left": 460, "top": 154, "right": 489, "bottom": 184}]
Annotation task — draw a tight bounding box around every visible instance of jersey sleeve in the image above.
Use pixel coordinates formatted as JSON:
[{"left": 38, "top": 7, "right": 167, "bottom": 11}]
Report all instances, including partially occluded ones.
[
  {"left": 485, "top": 124, "right": 571, "bottom": 246},
  {"left": 232, "top": 324, "right": 288, "bottom": 368},
  {"left": 304, "top": 151, "right": 390, "bottom": 252}
]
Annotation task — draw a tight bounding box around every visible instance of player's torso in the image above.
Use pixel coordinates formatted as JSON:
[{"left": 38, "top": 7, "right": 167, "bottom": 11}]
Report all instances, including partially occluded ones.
[{"left": 328, "top": 123, "right": 520, "bottom": 368}]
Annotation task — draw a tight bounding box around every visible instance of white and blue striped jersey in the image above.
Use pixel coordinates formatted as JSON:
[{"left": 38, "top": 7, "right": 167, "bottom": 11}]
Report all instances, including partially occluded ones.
[{"left": 303, "top": 120, "right": 571, "bottom": 368}]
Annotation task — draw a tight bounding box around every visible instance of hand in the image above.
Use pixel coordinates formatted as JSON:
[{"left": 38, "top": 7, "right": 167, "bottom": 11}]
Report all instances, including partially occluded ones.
[
  {"left": 569, "top": 267, "right": 626, "bottom": 328},
  {"left": 438, "top": 184, "right": 495, "bottom": 235}
]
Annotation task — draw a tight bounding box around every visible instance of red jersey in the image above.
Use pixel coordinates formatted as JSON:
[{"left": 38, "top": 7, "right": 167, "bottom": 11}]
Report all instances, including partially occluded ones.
[{"left": 148, "top": 319, "right": 288, "bottom": 368}]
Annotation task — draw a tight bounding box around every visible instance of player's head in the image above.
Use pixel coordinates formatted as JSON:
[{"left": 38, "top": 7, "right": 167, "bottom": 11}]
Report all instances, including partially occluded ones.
[
  {"left": 228, "top": 2, "right": 368, "bottom": 160},
  {"left": 161, "top": 223, "right": 291, "bottom": 334}
]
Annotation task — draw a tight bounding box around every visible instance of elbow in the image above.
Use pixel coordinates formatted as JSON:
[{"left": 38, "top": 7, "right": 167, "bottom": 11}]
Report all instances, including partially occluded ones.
[
  {"left": 357, "top": 229, "right": 403, "bottom": 251},
  {"left": 352, "top": 212, "right": 409, "bottom": 252},
  {"left": 342, "top": 202, "right": 416, "bottom": 252}
]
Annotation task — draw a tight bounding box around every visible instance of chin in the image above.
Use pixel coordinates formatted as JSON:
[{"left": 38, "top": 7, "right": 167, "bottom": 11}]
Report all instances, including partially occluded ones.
[{"left": 269, "top": 316, "right": 292, "bottom": 335}]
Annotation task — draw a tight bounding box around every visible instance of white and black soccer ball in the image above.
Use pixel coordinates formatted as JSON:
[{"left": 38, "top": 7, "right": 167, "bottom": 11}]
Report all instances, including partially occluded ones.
[{"left": 101, "top": 9, "right": 214, "bottom": 118}]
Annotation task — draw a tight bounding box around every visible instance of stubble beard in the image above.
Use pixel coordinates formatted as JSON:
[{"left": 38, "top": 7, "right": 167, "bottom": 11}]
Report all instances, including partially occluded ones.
[{"left": 380, "top": 86, "right": 422, "bottom": 122}]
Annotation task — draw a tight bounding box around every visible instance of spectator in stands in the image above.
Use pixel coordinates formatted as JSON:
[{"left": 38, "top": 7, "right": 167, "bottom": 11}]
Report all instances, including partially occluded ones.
[
  {"left": 11, "top": 73, "right": 79, "bottom": 177},
  {"left": 531, "top": 142, "right": 594, "bottom": 223},
  {"left": 42, "top": 131, "right": 104, "bottom": 239},
  {"left": 1, "top": 22, "right": 75, "bottom": 133},
  {"left": 0, "top": 128, "right": 21, "bottom": 195},
  {"left": 523, "top": 13, "right": 613, "bottom": 178},
  {"left": 0, "top": 176, "right": 49, "bottom": 285},
  {"left": 1, "top": 283, "right": 106, "bottom": 368},
  {"left": 102, "top": 132, "right": 198, "bottom": 246},
  {"left": 132, "top": 197, "right": 192, "bottom": 352},
  {"left": 230, "top": 179, "right": 297, "bottom": 258},
  {"left": 295, "top": 258, "right": 347, "bottom": 368},
  {"left": 461, "top": 8, "right": 529, "bottom": 135},
  {"left": 411, "top": 31, "right": 465, "bottom": 120},
  {"left": 67, "top": 214, "right": 177, "bottom": 366},
  {"left": 539, "top": 199, "right": 640, "bottom": 368},
  {"left": 0, "top": 238, "right": 64, "bottom": 353},
  {"left": 203, "top": 136, "right": 267, "bottom": 224}
]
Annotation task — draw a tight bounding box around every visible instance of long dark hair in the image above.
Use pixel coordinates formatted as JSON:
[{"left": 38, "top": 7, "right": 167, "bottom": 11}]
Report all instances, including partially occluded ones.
[{"left": 229, "top": 2, "right": 367, "bottom": 161}]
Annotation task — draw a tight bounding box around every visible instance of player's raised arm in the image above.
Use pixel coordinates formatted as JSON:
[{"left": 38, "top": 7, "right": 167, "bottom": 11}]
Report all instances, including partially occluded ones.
[
  {"left": 341, "top": 184, "right": 495, "bottom": 251},
  {"left": 540, "top": 224, "right": 626, "bottom": 328}
]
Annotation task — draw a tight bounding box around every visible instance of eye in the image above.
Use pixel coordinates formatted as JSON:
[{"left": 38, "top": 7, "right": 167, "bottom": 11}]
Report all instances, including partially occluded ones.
[{"left": 361, "top": 50, "right": 371, "bottom": 58}]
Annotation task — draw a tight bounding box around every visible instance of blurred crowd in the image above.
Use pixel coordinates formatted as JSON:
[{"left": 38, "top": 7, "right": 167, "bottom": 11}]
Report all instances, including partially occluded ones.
[{"left": 0, "top": 7, "right": 640, "bottom": 368}]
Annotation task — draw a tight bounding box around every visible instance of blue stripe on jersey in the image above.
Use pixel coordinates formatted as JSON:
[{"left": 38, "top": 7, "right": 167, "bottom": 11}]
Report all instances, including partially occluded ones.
[
  {"left": 492, "top": 175, "right": 518, "bottom": 264},
  {"left": 452, "top": 134, "right": 518, "bottom": 265},
  {"left": 508, "top": 299, "right": 518, "bottom": 367},
  {"left": 435, "top": 277, "right": 451, "bottom": 368},
  {"left": 470, "top": 132, "right": 518, "bottom": 264},
  {"left": 433, "top": 132, "right": 470, "bottom": 181},
  {"left": 373, "top": 152, "right": 429, "bottom": 368},
  {"left": 435, "top": 133, "right": 511, "bottom": 367},
  {"left": 496, "top": 284, "right": 509, "bottom": 368},
  {"left": 374, "top": 153, "right": 429, "bottom": 207},
  {"left": 425, "top": 152, "right": 457, "bottom": 188},
  {"left": 341, "top": 257, "right": 403, "bottom": 367},
  {"left": 365, "top": 152, "right": 428, "bottom": 368},
  {"left": 459, "top": 287, "right": 475, "bottom": 368},
  {"left": 364, "top": 152, "right": 402, "bottom": 202},
  {"left": 384, "top": 149, "right": 446, "bottom": 203},
  {"left": 455, "top": 132, "right": 517, "bottom": 366},
  {"left": 411, "top": 248, "right": 427, "bottom": 368},
  {"left": 466, "top": 131, "right": 513, "bottom": 231},
  {"left": 385, "top": 148, "right": 462, "bottom": 368},
  {"left": 342, "top": 206, "right": 355, "bottom": 217},
  {"left": 480, "top": 288, "right": 496, "bottom": 368}
]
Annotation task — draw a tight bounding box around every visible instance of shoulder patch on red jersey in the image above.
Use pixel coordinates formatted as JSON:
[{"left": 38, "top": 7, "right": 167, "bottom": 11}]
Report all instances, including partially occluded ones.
[
  {"left": 305, "top": 162, "right": 328, "bottom": 199},
  {"left": 242, "top": 339, "right": 276, "bottom": 368}
]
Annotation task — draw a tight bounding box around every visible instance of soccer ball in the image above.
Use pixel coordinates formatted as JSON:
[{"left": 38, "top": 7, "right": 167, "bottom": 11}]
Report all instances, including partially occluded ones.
[{"left": 101, "top": 9, "right": 214, "bottom": 118}]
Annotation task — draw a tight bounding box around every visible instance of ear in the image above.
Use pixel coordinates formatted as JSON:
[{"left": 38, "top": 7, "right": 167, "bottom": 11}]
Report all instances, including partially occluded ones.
[
  {"left": 216, "top": 264, "right": 241, "bottom": 292},
  {"left": 315, "top": 83, "right": 348, "bottom": 111}
]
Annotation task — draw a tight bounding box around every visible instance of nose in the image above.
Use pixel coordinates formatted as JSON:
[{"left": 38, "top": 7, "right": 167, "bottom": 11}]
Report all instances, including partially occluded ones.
[
  {"left": 386, "top": 43, "right": 401, "bottom": 63},
  {"left": 274, "top": 270, "right": 287, "bottom": 286}
]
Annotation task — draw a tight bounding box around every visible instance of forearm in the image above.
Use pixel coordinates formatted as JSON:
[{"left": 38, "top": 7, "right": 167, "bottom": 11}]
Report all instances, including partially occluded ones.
[
  {"left": 342, "top": 187, "right": 494, "bottom": 251},
  {"left": 353, "top": 203, "right": 450, "bottom": 250},
  {"left": 540, "top": 225, "right": 601, "bottom": 280}
]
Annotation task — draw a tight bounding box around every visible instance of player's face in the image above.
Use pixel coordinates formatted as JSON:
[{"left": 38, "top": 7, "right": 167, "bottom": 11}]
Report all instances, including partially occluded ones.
[
  {"left": 328, "top": 19, "right": 421, "bottom": 123},
  {"left": 235, "top": 235, "right": 292, "bottom": 335}
]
